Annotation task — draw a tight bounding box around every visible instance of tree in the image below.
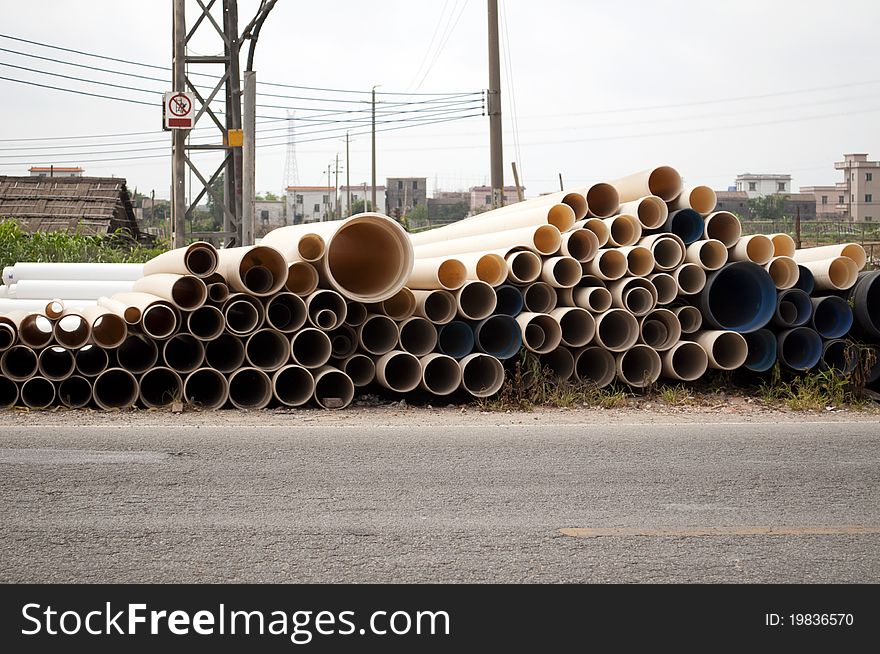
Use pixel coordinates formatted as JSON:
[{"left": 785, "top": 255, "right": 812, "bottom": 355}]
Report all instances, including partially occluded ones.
[
  {"left": 256, "top": 191, "right": 279, "bottom": 201},
  {"left": 748, "top": 194, "right": 788, "bottom": 221},
  {"left": 407, "top": 204, "right": 428, "bottom": 227},
  {"left": 204, "top": 173, "right": 225, "bottom": 230}
]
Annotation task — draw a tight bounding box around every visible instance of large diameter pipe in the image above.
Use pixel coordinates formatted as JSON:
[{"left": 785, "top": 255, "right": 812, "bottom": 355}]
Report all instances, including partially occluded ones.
[
  {"left": 616, "top": 245, "right": 655, "bottom": 277},
  {"left": 583, "top": 182, "right": 620, "bottom": 218},
  {"left": 661, "top": 341, "right": 708, "bottom": 381},
  {"left": 1, "top": 344, "right": 38, "bottom": 381},
  {"left": 373, "top": 287, "right": 416, "bottom": 321},
  {"left": 204, "top": 334, "right": 246, "bottom": 374},
  {"left": 792, "top": 243, "right": 866, "bottom": 270},
  {"left": 306, "top": 289, "right": 348, "bottom": 330},
  {"left": 618, "top": 195, "right": 668, "bottom": 230},
  {"left": 37, "top": 346, "right": 75, "bottom": 381},
  {"left": 769, "top": 233, "right": 796, "bottom": 258},
  {"left": 412, "top": 289, "right": 457, "bottom": 324},
  {"left": 505, "top": 250, "right": 542, "bottom": 284},
  {"left": 848, "top": 271, "right": 880, "bottom": 339},
  {"left": 228, "top": 367, "right": 273, "bottom": 409},
  {"left": 187, "top": 304, "right": 225, "bottom": 341},
  {"left": 664, "top": 209, "right": 705, "bottom": 245},
  {"left": 691, "top": 330, "right": 748, "bottom": 370},
  {"left": 472, "top": 314, "right": 522, "bottom": 359},
  {"left": 54, "top": 313, "right": 91, "bottom": 349},
  {"left": 312, "top": 366, "right": 355, "bottom": 409},
  {"left": 409, "top": 203, "right": 574, "bottom": 246},
  {"left": 264, "top": 292, "right": 307, "bottom": 334},
  {"left": 3, "top": 262, "right": 142, "bottom": 284},
  {"left": 743, "top": 329, "right": 777, "bottom": 373},
  {"left": 0, "top": 320, "right": 17, "bottom": 352},
  {"left": 57, "top": 375, "right": 92, "bottom": 409},
  {"left": 516, "top": 312, "right": 562, "bottom": 354},
  {"left": 455, "top": 281, "right": 497, "bottom": 320},
  {"left": 407, "top": 256, "right": 467, "bottom": 291},
  {"left": 132, "top": 273, "right": 207, "bottom": 311},
  {"left": 703, "top": 211, "right": 742, "bottom": 247},
  {"left": 773, "top": 288, "right": 813, "bottom": 329},
  {"left": 413, "top": 224, "right": 563, "bottom": 258},
  {"left": 79, "top": 305, "right": 127, "bottom": 348},
  {"left": 671, "top": 263, "right": 706, "bottom": 296},
  {"left": 139, "top": 367, "right": 183, "bottom": 408},
  {"left": 799, "top": 256, "right": 858, "bottom": 292},
  {"left": 285, "top": 261, "right": 319, "bottom": 296},
  {"left": 559, "top": 228, "right": 599, "bottom": 263},
  {"left": 328, "top": 325, "right": 359, "bottom": 359},
  {"left": 611, "top": 166, "right": 682, "bottom": 203},
  {"left": 777, "top": 327, "right": 823, "bottom": 371},
  {"left": 437, "top": 321, "right": 475, "bottom": 359},
  {"left": 6, "top": 311, "right": 53, "bottom": 349},
  {"left": 357, "top": 314, "right": 399, "bottom": 356},
  {"left": 793, "top": 265, "right": 815, "bottom": 295},
  {"left": 549, "top": 307, "right": 596, "bottom": 348},
  {"left": 521, "top": 282, "right": 557, "bottom": 313},
  {"left": 272, "top": 365, "right": 315, "bottom": 407},
  {"left": 639, "top": 309, "right": 681, "bottom": 351},
  {"left": 603, "top": 214, "right": 642, "bottom": 247},
  {"left": 245, "top": 329, "right": 291, "bottom": 371},
  {"left": 459, "top": 353, "right": 504, "bottom": 397},
  {"left": 541, "top": 256, "right": 583, "bottom": 288},
  {"left": 573, "top": 346, "right": 616, "bottom": 387},
  {"left": 593, "top": 309, "right": 639, "bottom": 352},
  {"left": 810, "top": 295, "right": 853, "bottom": 339},
  {"left": 608, "top": 277, "right": 658, "bottom": 317},
  {"left": 730, "top": 234, "right": 774, "bottom": 265},
  {"left": 647, "top": 272, "right": 678, "bottom": 305},
  {"left": 291, "top": 328, "right": 333, "bottom": 368},
  {"left": 93, "top": 367, "right": 138, "bottom": 410},
  {"left": 260, "top": 226, "right": 325, "bottom": 263},
  {"left": 764, "top": 256, "right": 800, "bottom": 290},
  {"left": 540, "top": 347, "right": 575, "bottom": 380},
  {"left": 0, "top": 375, "right": 18, "bottom": 408},
  {"left": 699, "top": 262, "right": 776, "bottom": 333},
  {"left": 685, "top": 239, "right": 728, "bottom": 271},
  {"left": 639, "top": 233, "right": 686, "bottom": 272},
  {"left": 9, "top": 279, "right": 133, "bottom": 300},
  {"left": 419, "top": 353, "right": 462, "bottom": 395},
  {"left": 398, "top": 316, "right": 439, "bottom": 357},
  {"left": 143, "top": 241, "right": 218, "bottom": 278},
  {"left": 669, "top": 185, "right": 717, "bottom": 216},
  {"left": 163, "top": 333, "right": 206, "bottom": 374},
  {"left": 616, "top": 345, "right": 662, "bottom": 388},
  {"left": 494, "top": 284, "right": 525, "bottom": 317},
  {"left": 339, "top": 353, "right": 376, "bottom": 387},
  {"left": 673, "top": 305, "right": 703, "bottom": 334},
  {"left": 584, "top": 248, "right": 627, "bottom": 281},
  {"left": 344, "top": 301, "right": 368, "bottom": 328},
  {"left": 217, "top": 245, "right": 288, "bottom": 297},
  {"left": 116, "top": 334, "right": 159, "bottom": 374},
  {"left": 223, "top": 293, "right": 264, "bottom": 336},
  {"left": 375, "top": 350, "right": 422, "bottom": 393},
  {"left": 184, "top": 368, "right": 229, "bottom": 409},
  {"left": 75, "top": 345, "right": 110, "bottom": 377},
  {"left": 820, "top": 339, "right": 858, "bottom": 374},
  {"left": 20, "top": 376, "right": 56, "bottom": 409}
]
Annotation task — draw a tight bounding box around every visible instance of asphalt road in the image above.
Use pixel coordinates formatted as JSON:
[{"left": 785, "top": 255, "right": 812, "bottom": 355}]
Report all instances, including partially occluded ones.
[{"left": 1, "top": 419, "right": 879, "bottom": 583}]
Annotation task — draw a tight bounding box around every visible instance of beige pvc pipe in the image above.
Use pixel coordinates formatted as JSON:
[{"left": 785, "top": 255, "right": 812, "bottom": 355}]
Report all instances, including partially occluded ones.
[
  {"left": 1, "top": 343, "right": 38, "bottom": 380},
  {"left": 573, "top": 346, "right": 616, "bottom": 387},
  {"left": 618, "top": 196, "right": 668, "bottom": 230},
  {"left": 187, "top": 305, "right": 225, "bottom": 341},
  {"left": 647, "top": 273, "right": 677, "bottom": 305},
  {"left": 559, "top": 228, "right": 599, "bottom": 263},
  {"left": 671, "top": 263, "right": 707, "bottom": 296},
  {"left": 674, "top": 305, "right": 703, "bottom": 334},
  {"left": 574, "top": 218, "right": 611, "bottom": 247},
  {"left": 582, "top": 182, "right": 620, "bottom": 218},
  {"left": 407, "top": 256, "right": 467, "bottom": 291},
  {"left": 549, "top": 307, "right": 595, "bottom": 348},
  {"left": 54, "top": 313, "right": 91, "bottom": 349},
  {"left": 58, "top": 375, "right": 92, "bottom": 409},
  {"left": 455, "top": 281, "right": 497, "bottom": 320},
  {"left": 132, "top": 273, "right": 207, "bottom": 311},
  {"left": 375, "top": 350, "right": 422, "bottom": 393},
  {"left": 617, "top": 245, "right": 655, "bottom": 277},
  {"left": 0, "top": 375, "right": 18, "bottom": 408},
  {"left": 412, "top": 224, "right": 562, "bottom": 258},
  {"left": 603, "top": 214, "right": 642, "bottom": 247},
  {"left": 639, "top": 308, "right": 682, "bottom": 351},
  {"left": 792, "top": 243, "right": 866, "bottom": 270},
  {"left": 162, "top": 333, "right": 206, "bottom": 374},
  {"left": 77, "top": 305, "right": 127, "bottom": 348},
  {"left": 138, "top": 367, "right": 183, "bottom": 408},
  {"left": 217, "top": 245, "right": 288, "bottom": 297},
  {"left": 285, "top": 261, "right": 320, "bottom": 296},
  {"left": 264, "top": 292, "right": 308, "bottom": 334},
  {"left": 769, "top": 233, "right": 796, "bottom": 258},
  {"left": 764, "top": 256, "right": 800, "bottom": 290},
  {"left": 584, "top": 248, "right": 627, "bottom": 281},
  {"left": 207, "top": 281, "right": 230, "bottom": 304},
  {"left": 593, "top": 309, "right": 639, "bottom": 352},
  {"left": 44, "top": 299, "right": 65, "bottom": 320},
  {"left": 571, "top": 286, "right": 612, "bottom": 313},
  {"left": 290, "top": 328, "right": 333, "bottom": 368},
  {"left": 419, "top": 352, "right": 462, "bottom": 395},
  {"left": 611, "top": 166, "right": 682, "bottom": 203},
  {"left": 357, "top": 314, "right": 399, "bottom": 356},
  {"left": 260, "top": 226, "right": 326, "bottom": 263},
  {"left": 412, "top": 289, "right": 457, "bottom": 325},
  {"left": 339, "top": 353, "right": 376, "bottom": 387},
  {"left": 458, "top": 353, "right": 505, "bottom": 397},
  {"left": 306, "top": 289, "right": 348, "bottom": 330},
  {"left": 703, "top": 211, "right": 742, "bottom": 248},
  {"left": 344, "top": 301, "right": 368, "bottom": 327},
  {"left": 661, "top": 340, "right": 709, "bottom": 381},
  {"left": 272, "top": 365, "right": 315, "bottom": 407},
  {"left": 730, "top": 234, "right": 774, "bottom": 265},
  {"left": 375, "top": 287, "right": 416, "bottom": 320},
  {"left": 691, "top": 330, "right": 748, "bottom": 370},
  {"left": 245, "top": 328, "right": 291, "bottom": 372},
  {"left": 685, "top": 239, "right": 728, "bottom": 271},
  {"left": 459, "top": 252, "right": 507, "bottom": 287},
  {"left": 228, "top": 367, "right": 273, "bottom": 410},
  {"left": 222, "top": 293, "right": 263, "bottom": 336},
  {"left": 516, "top": 312, "right": 562, "bottom": 354},
  {"left": 143, "top": 241, "right": 218, "bottom": 278},
  {"left": 0, "top": 322, "right": 14, "bottom": 352},
  {"left": 5, "top": 311, "right": 54, "bottom": 349},
  {"left": 640, "top": 233, "right": 686, "bottom": 271},
  {"left": 20, "top": 376, "right": 56, "bottom": 409},
  {"left": 37, "top": 345, "right": 76, "bottom": 381},
  {"left": 398, "top": 316, "right": 438, "bottom": 357},
  {"left": 97, "top": 296, "right": 140, "bottom": 325},
  {"left": 541, "top": 256, "right": 583, "bottom": 289},
  {"left": 183, "top": 367, "right": 229, "bottom": 409},
  {"left": 522, "top": 282, "right": 557, "bottom": 313},
  {"left": 93, "top": 367, "right": 139, "bottom": 410},
  {"left": 615, "top": 345, "right": 662, "bottom": 388},
  {"left": 409, "top": 203, "right": 575, "bottom": 246},
  {"left": 540, "top": 346, "right": 575, "bottom": 381},
  {"left": 608, "top": 277, "right": 658, "bottom": 317},
  {"left": 328, "top": 325, "right": 358, "bottom": 359},
  {"left": 668, "top": 185, "right": 717, "bottom": 216},
  {"left": 505, "top": 250, "right": 542, "bottom": 284},
  {"left": 312, "top": 366, "right": 355, "bottom": 409},
  {"left": 798, "top": 256, "right": 858, "bottom": 291}
]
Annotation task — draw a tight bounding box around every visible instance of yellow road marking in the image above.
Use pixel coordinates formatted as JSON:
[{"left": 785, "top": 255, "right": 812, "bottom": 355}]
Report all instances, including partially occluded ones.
[{"left": 559, "top": 525, "right": 880, "bottom": 538}]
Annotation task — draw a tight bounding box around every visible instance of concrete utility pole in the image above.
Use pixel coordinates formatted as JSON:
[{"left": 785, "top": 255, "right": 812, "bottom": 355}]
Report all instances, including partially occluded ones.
[
  {"left": 371, "top": 85, "right": 379, "bottom": 213},
  {"left": 326, "top": 164, "right": 332, "bottom": 220},
  {"left": 242, "top": 69, "right": 256, "bottom": 245},
  {"left": 511, "top": 161, "right": 523, "bottom": 202},
  {"left": 334, "top": 153, "right": 340, "bottom": 220},
  {"left": 487, "top": 0, "right": 504, "bottom": 208},
  {"left": 345, "top": 132, "right": 351, "bottom": 217}
]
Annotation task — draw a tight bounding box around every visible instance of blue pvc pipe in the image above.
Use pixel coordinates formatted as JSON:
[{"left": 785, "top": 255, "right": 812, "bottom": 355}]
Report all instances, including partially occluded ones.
[
  {"left": 664, "top": 209, "right": 704, "bottom": 245},
  {"left": 494, "top": 284, "right": 525, "bottom": 317},
  {"left": 437, "top": 321, "right": 475, "bottom": 359},
  {"left": 820, "top": 339, "right": 857, "bottom": 373},
  {"left": 699, "top": 262, "right": 777, "bottom": 333},
  {"left": 810, "top": 295, "right": 853, "bottom": 339},
  {"left": 743, "top": 329, "right": 777, "bottom": 372},
  {"left": 772, "top": 288, "right": 812, "bottom": 328},
  {"left": 472, "top": 314, "right": 522, "bottom": 360},
  {"left": 793, "top": 265, "right": 815, "bottom": 295},
  {"left": 848, "top": 271, "right": 880, "bottom": 339},
  {"left": 776, "top": 327, "right": 823, "bottom": 371}
]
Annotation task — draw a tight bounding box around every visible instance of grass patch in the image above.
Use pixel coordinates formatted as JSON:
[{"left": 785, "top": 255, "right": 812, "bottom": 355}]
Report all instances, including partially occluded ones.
[
  {"left": 655, "top": 383, "right": 695, "bottom": 406},
  {"left": 757, "top": 356, "right": 873, "bottom": 411}
]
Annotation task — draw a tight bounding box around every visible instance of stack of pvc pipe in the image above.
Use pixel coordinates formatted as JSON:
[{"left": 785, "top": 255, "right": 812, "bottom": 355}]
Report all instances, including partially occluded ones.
[{"left": 1, "top": 168, "right": 877, "bottom": 412}]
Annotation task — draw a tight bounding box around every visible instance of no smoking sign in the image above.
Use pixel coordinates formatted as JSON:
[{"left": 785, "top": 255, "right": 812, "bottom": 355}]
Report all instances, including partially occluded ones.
[{"left": 163, "top": 91, "right": 196, "bottom": 130}]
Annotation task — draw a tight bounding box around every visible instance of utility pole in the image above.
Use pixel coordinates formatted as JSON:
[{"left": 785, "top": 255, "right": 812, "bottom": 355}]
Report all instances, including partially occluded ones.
[
  {"left": 345, "top": 131, "right": 351, "bottom": 217},
  {"left": 242, "top": 69, "right": 256, "bottom": 245},
  {"left": 334, "top": 153, "right": 340, "bottom": 220},
  {"left": 371, "top": 85, "right": 380, "bottom": 213},
  {"left": 558, "top": 173, "right": 564, "bottom": 191},
  {"left": 326, "top": 164, "right": 332, "bottom": 221},
  {"left": 487, "top": 0, "right": 504, "bottom": 208},
  {"left": 363, "top": 182, "right": 368, "bottom": 212}
]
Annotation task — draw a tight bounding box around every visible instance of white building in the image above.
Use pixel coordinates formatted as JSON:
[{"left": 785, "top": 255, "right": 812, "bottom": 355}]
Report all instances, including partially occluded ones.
[
  {"left": 285, "top": 186, "right": 336, "bottom": 224},
  {"left": 29, "top": 166, "right": 84, "bottom": 178},
  {"left": 735, "top": 173, "right": 792, "bottom": 199}
]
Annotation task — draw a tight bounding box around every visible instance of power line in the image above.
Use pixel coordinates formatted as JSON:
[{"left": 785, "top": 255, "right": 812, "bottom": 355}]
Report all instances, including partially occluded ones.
[
  {"left": 0, "top": 74, "right": 156, "bottom": 106},
  {"left": 413, "top": 0, "right": 470, "bottom": 92}
]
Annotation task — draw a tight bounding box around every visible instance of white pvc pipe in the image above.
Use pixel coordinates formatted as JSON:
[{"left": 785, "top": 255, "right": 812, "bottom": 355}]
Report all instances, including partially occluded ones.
[
  {"left": 419, "top": 353, "right": 463, "bottom": 395},
  {"left": 0, "top": 298, "right": 96, "bottom": 314},
  {"left": 639, "top": 308, "right": 681, "bottom": 351},
  {"left": 703, "top": 211, "right": 742, "bottom": 248},
  {"left": 573, "top": 346, "right": 616, "bottom": 387},
  {"left": 673, "top": 305, "right": 703, "bottom": 334},
  {"left": 618, "top": 195, "right": 668, "bottom": 230},
  {"left": 312, "top": 366, "right": 355, "bottom": 409},
  {"left": 398, "top": 316, "right": 438, "bottom": 357},
  {"left": 559, "top": 228, "right": 599, "bottom": 263},
  {"left": 549, "top": 307, "right": 596, "bottom": 348},
  {"left": 685, "top": 239, "right": 728, "bottom": 271},
  {"left": 455, "top": 281, "right": 497, "bottom": 320},
  {"left": 375, "top": 350, "right": 422, "bottom": 393},
  {"left": 671, "top": 263, "right": 707, "bottom": 296},
  {"left": 603, "top": 214, "right": 642, "bottom": 247},
  {"left": 412, "top": 289, "right": 457, "bottom": 325},
  {"left": 143, "top": 242, "right": 218, "bottom": 278},
  {"left": 540, "top": 256, "right": 583, "bottom": 289},
  {"left": 611, "top": 166, "right": 682, "bottom": 203},
  {"left": 639, "top": 233, "right": 686, "bottom": 271},
  {"left": 792, "top": 243, "right": 866, "bottom": 269},
  {"left": 690, "top": 330, "right": 748, "bottom": 370},
  {"left": 217, "top": 245, "right": 288, "bottom": 297},
  {"left": 646, "top": 273, "right": 677, "bottom": 305},
  {"left": 516, "top": 312, "right": 562, "bottom": 354},
  {"left": 407, "top": 256, "right": 467, "bottom": 291},
  {"left": 272, "top": 365, "right": 315, "bottom": 407},
  {"left": 375, "top": 287, "right": 416, "bottom": 321},
  {"left": 505, "top": 250, "right": 542, "bottom": 284},
  {"left": 132, "top": 273, "right": 207, "bottom": 311},
  {"left": 569, "top": 286, "right": 612, "bottom": 313},
  {"left": 593, "top": 309, "right": 639, "bottom": 352},
  {"left": 764, "top": 256, "right": 801, "bottom": 290},
  {"left": 573, "top": 217, "right": 611, "bottom": 247},
  {"left": 768, "top": 233, "right": 796, "bottom": 258},
  {"left": 339, "top": 353, "right": 376, "bottom": 387},
  {"left": 3, "top": 262, "right": 143, "bottom": 284},
  {"left": 412, "top": 224, "right": 562, "bottom": 258},
  {"left": 285, "top": 261, "right": 320, "bottom": 296},
  {"left": 798, "top": 256, "right": 858, "bottom": 291},
  {"left": 522, "top": 282, "right": 557, "bottom": 313},
  {"left": 668, "top": 185, "right": 717, "bottom": 216},
  {"left": 584, "top": 249, "right": 627, "bottom": 281},
  {"left": 730, "top": 234, "right": 774, "bottom": 265},
  {"left": 616, "top": 245, "right": 655, "bottom": 277},
  {"left": 581, "top": 182, "right": 620, "bottom": 219},
  {"left": 8, "top": 279, "right": 134, "bottom": 300}
]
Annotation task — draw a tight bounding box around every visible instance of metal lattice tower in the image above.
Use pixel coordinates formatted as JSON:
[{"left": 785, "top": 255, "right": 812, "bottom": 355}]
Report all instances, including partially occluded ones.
[{"left": 283, "top": 111, "right": 300, "bottom": 190}]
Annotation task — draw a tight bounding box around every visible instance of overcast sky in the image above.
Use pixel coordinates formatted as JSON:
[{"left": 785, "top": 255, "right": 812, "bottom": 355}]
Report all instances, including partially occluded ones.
[{"left": 1, "top": 0, "right": 878, "bottom": 200}]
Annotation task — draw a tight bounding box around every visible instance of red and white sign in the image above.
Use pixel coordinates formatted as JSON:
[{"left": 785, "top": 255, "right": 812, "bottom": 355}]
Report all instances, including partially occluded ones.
[{"left": 163, "top": 91, "right": 196, "bottom": 129}]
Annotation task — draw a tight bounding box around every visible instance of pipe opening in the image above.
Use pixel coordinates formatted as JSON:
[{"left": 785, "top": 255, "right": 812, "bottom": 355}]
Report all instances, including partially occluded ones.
[
  {"left": 163, "top": 334, "right": 205, "bottom": 373},
  {"left": 704, "top": 212, "right": 742, "bottom": 247},
  {"left": 437, "top": 321, "right": 474, "bottom": 359},
  {"left": 313, "top": 368, "right": 355, "bottom": 409},
  {"left": 167, "top": 276, "right": 206, "bottom": 310},
  {"left": 701, "top": 262, "right": 776, "bottom": 332},
  {"left": 341, "top": 354, "right": 376, "bottom": 386},
  {"left": 766, "top": 257, "right": 799, "bottom": 289},
  {"left": 234, "top": 246, "right": 287, "bottom": 296},
  {"left": 648, "top": 273, "right": 678, "bottom": 305},
  {"left": 38, "top": 346, "right": 75, "bottom": 380},
  {"left": 706, "top": 332, "right": 749, "bottom": 369},
  {"left": 438, "top": 259, "right": 467, "bottom": 290},
  {"left": 617, "top": 345, "right": 661, "bottom": 387},
  {"left": 326, "top": 218, "right": 409, "bottom": 300},
  {"left": 421, "top": 290, "right": 458, "bottom": 323},
  {"left": 687, "top": 186, "right": 717, "bottom": 215},
  {"left": 0, "top": 323, "right": 14, "bottom": 351},
  {"left": 582, "top": 218, "right": 611, "bottom": 246},
  {"left": 45, "top": 300, "right": 64, "bottom": 319},
  {"left": 547, "top": 257, "right": 583, "bottom": 288},
  {"left": 636, "top": 196, "right": 668, "bottom": 229},
  {"left": 607, "top": 215, "right": 641, "bottom": 247},
  {"left": 228, "top": 368, "right": 272, "bottom": 409},
  {"left": 19, "top": 314, "right": 53, "bottom": 349},
  {"left": 377, "top": 351, "right": 421, "bottom": 392},
  {"left": 246, "top": 329, "right": 291, "bottom": 371},
  {"left": 285, "top": 261, "right": 319, "bottom": 296},
  {"left": 92, "top": 313, "right": 127, "bottom": 348},
  {"left": 93, "top": 368, "right": 138, "bottom": 409},
  {"left": 519, "top": 314, "right": 561, "bottom": 354},
  {"left": 0, "top": 375, "right": 18, "bottom": 408},
  {"left": 667, "top": 209, "right": 704, "bottom": 245},
  {"left": 574, "top": 346, "right": 616, "bottom": 387},
  {"left": 21, "top": 376, "right": 55, "bottom": 409},
  {"left": 460, "top": 354, "right": 504, "bottom": 397},
  {"left": 243, "top": 266, "right": 274, "bottom": 295},
  {"left": 540, "top": 347, "right": 575, "bottom": 380},
  {"left": 563, "top": 229, "right": 599, "bottom": 262},
  {"left": 75, "top": 345, "right": 109, "bottom": 377},
  {"left": 54, "top": 314, "right": 89, "bottom": 349},
  {"left": 811, "top": 296, "right": 853, "bottom": 339},
  {"left": 561, "top": 192, "right": 588, "bottom": 221},
  {"left": 821, "top": 339, "right": 857, "bottom": 373},
  {"left": 188, "top": 305, "right": 225, "bottom": 340},
  {"left": 1, "top": 345, "right": 37, "bottom": 381},
  {"left": 328, "top": 325, "right": 358, "bottom": 359},
  {"left": 652, "top": 238, "right": 684, "bottom": 270},
  {"left": 382, "top": 287, "right": 416, "bottom": 320},
  {"left": 770, "top": 233, "right": 796, "bottom": 258},
  {"left": 777, "top": 328, "right": 822, "bottom": 370},
  {"left": 626, "top": 247, "right": 655, "bottom": 277},
  {"left": 58, "top": 375, "right": 91, "bottom": 408},
  {"left": 674, "top": 264, "right": 706, "bottom": 295},
  {"left": 476, "top": 254, "right": 507, "bottom": 287},
  {"left": 291, "top": 328, "right": 333, "bottom": 368},
  {"left": 640, "top": 309, "right": 681, "bottom": 351},
  {"left": 186, "top": 247, "right": 218, "bottom": 277},
  {"left": 675, "top": 306, "right": 703, "bottom": 334},
  {"left": 116, "top": 335, "right": 159, "bottom": 374},
  {"left": 744, "top": 329, "right": 777, "bottom": 372},
  {"left": 507, "top": 251, "right": 541, "bottom": 284},
  {"left": 225, "top": 299, "right": 261, "bottom": 335},
  {"left": 586, "top": 183, "right": 620, "bottom": 218},
  {"left": 298, "top": 234, "right": 325, "bottom": 262},
  {"left": 141, "top": 304, "right": 178, "bottom": 339},
  {"left": 744, "top": 235, "right": 774, "bottom": 265},
  {"left": 205, "top": 334, "right": 246, "bottom": 373},
  {"left": 827, "top": 257, "right": 858, "bottom": 290},
  {"left": 595, "top": 310, "right": 639, "bottom": 351},
  {"left": 623, "top": 287, "right": 654, "bottom": 315},
  {"left": 184, "top": 368, "right": 228, "bottom": 409},
  {"left": 456, "top": 282, "right": 497, "bottom": 320},
  {"left": 139, "top": 367, "right": 183, "bottom": 407},
  {"left": 547, "top": 203, "right": 576, "bottom": 232},
  {"left": 344, "top": 301, "right": 368, "bottom": 327},
  {"left": 421, "top": 355, "right": 462, "bottom": 395},
  {"left": 524, "top": 324, "right": 546, "bottom": 350},
  {"left": 358, "top": 315, "right": 398, "bottom": 356},
  {"left": 648, "top": 166, "right": 682, "bottom": 201},
  {"left": 494, "top": 285, "right": 524, "bottom": 317},
  {"left": 591, "top": 250, "right": 627, "bottom": 280},
  {"left": 308, "top": 290, "right": 347, "bottom": 329},
  {"left": 399, "top": 317, "right": 438, "bottom": 357},
  {"left": 664, "top": 341, "right": 709, "bottom": 381},
  {"left": 273, "top": 365, "right": 315, "bottom": 406},
  {"left": 533, "top": 225, "right": 563, "bottom": 255},
  {"left": 207, "top": 283, "right": 229, "bottom": 303},
  {"left": 554, "top": 308, "right": 595, "bottom": 348},
  {"left": 475, "top": 314, "right": 521, "bottom": 359}
]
